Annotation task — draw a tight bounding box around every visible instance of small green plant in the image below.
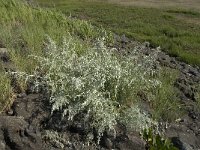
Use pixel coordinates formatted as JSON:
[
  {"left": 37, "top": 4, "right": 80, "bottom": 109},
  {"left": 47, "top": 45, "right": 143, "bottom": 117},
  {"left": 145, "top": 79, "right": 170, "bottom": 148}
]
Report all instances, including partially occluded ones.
[{"left": 143, "top": 128, "right": 178, "bottom": 150}]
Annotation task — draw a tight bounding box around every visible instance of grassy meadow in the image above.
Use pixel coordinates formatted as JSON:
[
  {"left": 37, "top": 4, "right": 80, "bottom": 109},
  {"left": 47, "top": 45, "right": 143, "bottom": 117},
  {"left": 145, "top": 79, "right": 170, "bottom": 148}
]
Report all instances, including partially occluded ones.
[
  {"left": 0, "top": 0, "right": 113, "bottom": 112},
  {"left": 36, "top": 0, "right": 200, "bottom": 66}
]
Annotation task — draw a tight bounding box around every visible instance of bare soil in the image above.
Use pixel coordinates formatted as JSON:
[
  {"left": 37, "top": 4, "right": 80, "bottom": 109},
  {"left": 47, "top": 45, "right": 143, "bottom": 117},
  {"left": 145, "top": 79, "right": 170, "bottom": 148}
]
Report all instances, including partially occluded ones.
[
  {"left": 99, "top": 0, "right": 200, "bottom": 10},
  {"left": 175, "top": 15, "right": 200, "bottom": 26}
]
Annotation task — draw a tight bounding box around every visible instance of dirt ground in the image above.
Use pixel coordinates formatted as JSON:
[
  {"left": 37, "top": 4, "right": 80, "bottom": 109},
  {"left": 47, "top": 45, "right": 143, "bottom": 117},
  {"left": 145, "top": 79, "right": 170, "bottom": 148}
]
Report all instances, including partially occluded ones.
[{"left": 99, "top": 0, "right": 200, "bottom": 10}]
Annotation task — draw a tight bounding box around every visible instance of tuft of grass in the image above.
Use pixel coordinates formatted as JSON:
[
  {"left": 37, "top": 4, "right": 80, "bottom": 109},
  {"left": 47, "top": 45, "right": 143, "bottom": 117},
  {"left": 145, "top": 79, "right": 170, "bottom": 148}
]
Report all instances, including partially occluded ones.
[
  {"left": 36, "top": 0, "right": 200, "bottom": 66},
  {"left": 0, "top": 71, "right": 12, "bottom": 112},
  {"left": 0, "top": 0, "right": 113, "bottom": 73},
  {"left": 194, "top": 84, "right": 200, "bottom": 111},
  {"left": 0, "top": 0, "right": 114, "bottom": 100},
  {"left": 151, "top": 68, "right": 183, "bottom": 122},
  {"left": 0, "top": 0, "right": 115, "bottom": 115}
]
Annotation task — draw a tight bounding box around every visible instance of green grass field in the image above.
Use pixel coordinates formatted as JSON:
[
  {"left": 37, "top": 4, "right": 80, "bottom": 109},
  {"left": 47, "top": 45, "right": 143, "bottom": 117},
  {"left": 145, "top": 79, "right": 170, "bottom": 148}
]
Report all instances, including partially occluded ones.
[{"left": 36, "top": 0, "right": 200, "bottom": 66}]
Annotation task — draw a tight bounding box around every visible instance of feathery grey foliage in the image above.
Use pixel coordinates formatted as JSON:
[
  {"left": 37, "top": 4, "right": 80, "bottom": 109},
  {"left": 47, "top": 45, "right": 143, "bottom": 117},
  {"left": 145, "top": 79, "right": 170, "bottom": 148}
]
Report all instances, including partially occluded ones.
[{"left": 12, "top": 35, "right": 159, "bottom": 141}]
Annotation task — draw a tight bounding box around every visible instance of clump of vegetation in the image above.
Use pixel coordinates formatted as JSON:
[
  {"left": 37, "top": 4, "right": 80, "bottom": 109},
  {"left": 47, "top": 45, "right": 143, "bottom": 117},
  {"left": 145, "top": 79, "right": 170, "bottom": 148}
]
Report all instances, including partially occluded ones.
[
  {"left": 0, "top": 71, "right": 12, "bottom": 112},
  {"left": 143, "top": 128, "right": 178, "bottom": 150},
  {"left": 151, "top": 68, "right": 182, "bottom": 122},
  {"left": 120, "top": 105, "right": 157, "bottom": 132},
  {"left": 43, "top": 130, "right": 67, "bottom": 149},
  {"left": 0, "top": 0, "right": 113, "bottom": 73},
  {"left": 15, "top": 36, "right": 160, "bottom": 141},
  {"left": 0, "top": 0, "right": 113, "bottom": 112}
]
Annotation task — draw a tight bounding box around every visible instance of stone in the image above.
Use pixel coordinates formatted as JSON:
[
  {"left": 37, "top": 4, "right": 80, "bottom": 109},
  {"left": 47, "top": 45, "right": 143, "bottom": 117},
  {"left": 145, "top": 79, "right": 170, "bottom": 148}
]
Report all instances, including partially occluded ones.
[
  {"left": 0, "top": 48, "right": 7, "bottom": 53},
  {"left": 102, "top": 137, "right": 113, "bottom": 149},
  {"left": 0, "top": 48, "right": 9, "bottom": 63},
  {"left": 121, "top": 34, "right": 129, "bottom": 44},
  {"left": 175, "top": 78, "right": 196, "bottom": 101},
  {"left": 6, "top": 109, "right": 14, "bottom": 116},
  {"left": 17, "top": 93, "right": 27, "bottom": 98},
  {"left": 188, "top": 67, "right": 199, "bottom": 77},
  {"left": 144, "top": 42, "right": 150, "bottom": 48},
  {"left": 0, "top": 141, "right": 5, "bottom": 150},
  {"left": 188, "top": 110, "right": 199, "bottom": 120},
  {"left": 171, "top": 137, "right": 194, "bottom": 150},
  {"left": 0, "top": 116, "right": 45, "bottom": 150}
]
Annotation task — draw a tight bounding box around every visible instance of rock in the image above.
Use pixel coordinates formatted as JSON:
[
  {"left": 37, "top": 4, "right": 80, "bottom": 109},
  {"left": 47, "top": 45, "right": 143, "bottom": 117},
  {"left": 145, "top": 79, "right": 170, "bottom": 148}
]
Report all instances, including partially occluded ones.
[
  {"left": 0, "top": 48, "right": 10, "bottom": 63},
  {"left": 0, "top": 48, "right": 14, "bottom": 71},
  {"left": 188, "top": 110, "right": 199, "bottom": 120},
  {"left": 0, "top": 41, "right": 5, "bottom": 48},
  {"left": 0, "top": 141, "right": 5, "bottom": 150},
  {"left": 70, "top": 121, "right": 86, "bottom": 134},
  {"left": 101, "top": 137, "right": 113, "bottom": 149},
  {"left": 188, "top": 66, "right": 199, "bottom": 77},
  {"left": 17, "top": 93, "right": 27, "bottom": 98},
  {"left": 144, "top": 42, "right": 150, "bottom": 48},
  {"left": 171, "top": 137, "right": 194, "bottom": 150},
  {"left": 157, "top": 52, "right": 172, "bottom": 66},
  {"left": 0, "top": 48, "right": 7, "bottom": 53},
  {"left": 175, "top": 78, "right": 196, "bottom": 101},
  {"left": 6, "top": 109, "right": 14, "bottom": 116},
  {"left": 114, "top": 34, "right": 121, "bottom": 43},
  {"left": 99, "top": 124, "right": 145, "bottom": 150},
  {"left": 166, "top": 123, "right": 200, "bottom": 150},
  {"left": 0, "top": 116, "right": 45, "bottom": 150},
  {"left": 121, "top": 34, "right": 129, "bottom": 44},
  {"left": 115, "top": 135, "right": 145, "bottom": 150}
]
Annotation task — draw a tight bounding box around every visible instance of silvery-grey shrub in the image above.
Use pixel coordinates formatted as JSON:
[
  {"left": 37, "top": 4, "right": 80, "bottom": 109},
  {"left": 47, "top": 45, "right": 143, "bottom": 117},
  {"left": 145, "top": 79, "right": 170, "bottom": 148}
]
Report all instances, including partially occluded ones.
[
  {"left": 120, "top": 105, "right": 158, "bottom": 133},
  {"left": 13, "top": 35, "right": 160, "bottom": 142}
]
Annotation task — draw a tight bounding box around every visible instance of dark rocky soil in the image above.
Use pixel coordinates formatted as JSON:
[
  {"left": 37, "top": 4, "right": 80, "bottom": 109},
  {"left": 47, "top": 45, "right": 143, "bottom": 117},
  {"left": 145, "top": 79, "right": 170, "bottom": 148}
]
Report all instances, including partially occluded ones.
[
  {"left": 0, "top": 35, "right": 200, "bottom": 150},
  {"left": 114, "top": 35, "right": 200, "bottom": 150},
  {"left": 0, "top": 93, "right": 146, "bottom": 150}
]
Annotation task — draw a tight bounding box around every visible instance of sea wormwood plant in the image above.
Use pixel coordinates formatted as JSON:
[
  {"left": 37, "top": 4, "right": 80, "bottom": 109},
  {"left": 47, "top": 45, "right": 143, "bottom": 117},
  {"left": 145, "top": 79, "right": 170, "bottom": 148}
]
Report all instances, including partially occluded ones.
[
  {"left": 15, "top": 36, "right": 160, "bottom": 142},
  {"left": 120, "top": 105, "right": 158, "bottom": 133}
]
